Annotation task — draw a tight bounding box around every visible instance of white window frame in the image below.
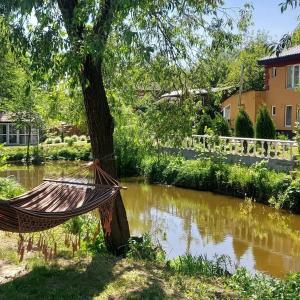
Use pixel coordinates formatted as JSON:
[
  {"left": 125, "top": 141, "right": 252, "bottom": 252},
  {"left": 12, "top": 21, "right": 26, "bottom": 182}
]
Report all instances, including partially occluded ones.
[
  {"left": 222, "top": 104, "right": 231, "bottom": 120},
  {"left": 0, "top": 123, "right": 8, "bottom": 144},
  {"left": 0, "top": 123, "right": 39, "bottom": 145},
  {"left": 285, "top": 105, "right": 293, "bottom": 128},
  {"left": 297, "top": 107, "right": 300, "bottom": 124},
  {"left": 271, "top": 106, "right": 276, "bottom": 116},
  {"left": 287, "top": 65, "right": 300, "bottom": 89}
]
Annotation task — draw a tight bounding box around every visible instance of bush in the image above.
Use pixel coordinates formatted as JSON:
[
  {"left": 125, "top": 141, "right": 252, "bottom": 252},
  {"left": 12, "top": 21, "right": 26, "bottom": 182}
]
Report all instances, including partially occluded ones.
[
  {"left": 45, "top": 138, "right": 53, "bottom": 144},
  {"left": 230, "top": 267, "right": 300, "bottom": 299},
  {"left": 235, "top": 109, "right": 254, "bottom": 138},
  {"left": 0, "top": 178, "right": 25, "bottom": 199},
  {"left": 127, "top": 234, "right": 165, "bottom": 262},
  {"left": 141, "top": 155, "right": 293, "bottom": 211},
  {"left": 278, "top": 179, "right": 300, "bottom": 213},
  {"left": 170, "top": 254, "right": 231, "bottom": 277},
  {"left": 31, "top": 147, "right": 45, "bottom": 165},
  {"left": 197, "top": 114, "right": 213, "bottom": 135},
  {"left": 79, "top": 135, "right": 87, "bottom": 141},
  {"left": 54, "top": 137, "right": 62, "bottom": 144},
  {"left": 71, "top": 135, "right": 78, "bottom": 142},
  {"left": 64, "top": 136, "right": 74, "bottom": 147},
  {"left": 212, "top": 113, "right": 231, "bottom": 136},
  {"left": 255, "top": 105, "right": 276, "bottom": 139}
]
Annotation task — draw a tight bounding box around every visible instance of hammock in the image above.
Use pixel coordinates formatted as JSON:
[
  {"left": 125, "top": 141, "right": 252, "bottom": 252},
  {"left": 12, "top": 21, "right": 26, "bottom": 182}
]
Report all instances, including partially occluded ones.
[{"left": 0, "top": 161, "right": 121, "bottom": 234}]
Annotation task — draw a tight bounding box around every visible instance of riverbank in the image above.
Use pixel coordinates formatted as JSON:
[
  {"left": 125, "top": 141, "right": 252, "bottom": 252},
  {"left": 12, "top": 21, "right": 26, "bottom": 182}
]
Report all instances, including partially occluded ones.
[
  {"left": 0, "top": 230, "right": 300, "bottom": 299},
  {"left": 2, "top": 144, "right": 300, "bottom": 214},
  {"left": 141, "top": 155, "right": 300, "bottom": 214}
]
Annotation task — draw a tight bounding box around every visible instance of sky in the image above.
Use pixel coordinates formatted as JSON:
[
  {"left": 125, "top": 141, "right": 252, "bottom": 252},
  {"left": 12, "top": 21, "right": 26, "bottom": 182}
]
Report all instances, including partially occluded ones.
[{"left": 225, "top": 0, "right": 300, "bottom": 39}]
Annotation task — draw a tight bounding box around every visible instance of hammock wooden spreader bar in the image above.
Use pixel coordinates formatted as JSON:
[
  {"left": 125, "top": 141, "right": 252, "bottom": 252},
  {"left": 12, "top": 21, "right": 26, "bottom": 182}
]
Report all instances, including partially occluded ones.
[{"left": 0, "top": 162, "right": 122, "bottom": 234}]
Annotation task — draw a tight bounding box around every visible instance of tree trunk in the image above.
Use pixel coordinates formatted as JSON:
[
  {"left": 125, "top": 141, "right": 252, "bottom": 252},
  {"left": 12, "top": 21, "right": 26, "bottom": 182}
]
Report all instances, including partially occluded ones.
[
  {"left": 80, "top": 55, "right": 130, "bottom": 255},
  {"left": 26, "top": 126, "right": 32, "bottom": 165}
]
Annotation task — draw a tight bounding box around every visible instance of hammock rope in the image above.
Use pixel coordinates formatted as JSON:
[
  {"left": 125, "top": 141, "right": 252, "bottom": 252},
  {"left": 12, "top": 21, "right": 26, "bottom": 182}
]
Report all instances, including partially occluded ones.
[{"left": 0, "top": 160, "right": 123, "bottom": 235}]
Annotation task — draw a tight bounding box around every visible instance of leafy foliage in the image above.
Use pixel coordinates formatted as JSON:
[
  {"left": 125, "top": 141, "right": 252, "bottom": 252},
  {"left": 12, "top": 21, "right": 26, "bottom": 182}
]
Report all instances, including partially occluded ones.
[
  {"left": 197, "top": 114, "right": 213, "bottom": 135},
  {"left": 127, "top": 234, "right": 165, "bottom": 262},
  {"left": 141, "top": 155, "right": 293, "bottom": 210},
  {"left": 235, "top": 109, "right": 254, "bottom": 138},
  {"left": 255, "top": 105, "right": 276, "bottom": 139},
  {"left": 213, "top": 113, "right": 231, "bottom": 136},
  {"left": 170, "top": 254, "right": 232, "bottom": 277},
  {"left": 0, "top": 177, "right": 25, "bottom": 199}
]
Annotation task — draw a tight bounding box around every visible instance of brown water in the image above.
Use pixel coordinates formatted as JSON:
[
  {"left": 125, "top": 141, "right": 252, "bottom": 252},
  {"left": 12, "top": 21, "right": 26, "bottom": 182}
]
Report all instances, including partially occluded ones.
[{"left": 1, "top": 162, "right": 300, "bottom": 278}]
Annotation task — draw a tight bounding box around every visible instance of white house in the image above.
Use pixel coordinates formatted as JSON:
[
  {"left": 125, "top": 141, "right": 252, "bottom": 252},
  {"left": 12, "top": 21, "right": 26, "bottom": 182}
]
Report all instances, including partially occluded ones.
[{"left": 0, "top": 113, "right": 39, "bottom": 146}]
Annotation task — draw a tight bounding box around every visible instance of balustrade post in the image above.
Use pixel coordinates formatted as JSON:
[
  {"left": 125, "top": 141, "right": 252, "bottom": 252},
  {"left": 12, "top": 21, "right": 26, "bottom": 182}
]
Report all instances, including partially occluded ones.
[
  {"left": 289, "top": 143, "right": 293, "bottom": 161},
  {"left": 246, "top": 140, "right": 250, "bottom": 155},
  {"left": 267, "top": 142, "right": 271, "bottom": 158},
  {"left": 253, "top": 142, "right": 256, "bottom": 157},
  {"left": 274, "top": 142, "right": 278, "bottom": 159},
  {"left": 260, "top": 141, "right": 263, "bottom": 157}
]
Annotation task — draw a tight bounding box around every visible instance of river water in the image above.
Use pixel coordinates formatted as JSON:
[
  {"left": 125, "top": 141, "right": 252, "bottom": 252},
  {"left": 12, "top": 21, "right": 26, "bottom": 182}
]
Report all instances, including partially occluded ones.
[{"left": 1, "top": 162, "right": 300, "bottom": 278}]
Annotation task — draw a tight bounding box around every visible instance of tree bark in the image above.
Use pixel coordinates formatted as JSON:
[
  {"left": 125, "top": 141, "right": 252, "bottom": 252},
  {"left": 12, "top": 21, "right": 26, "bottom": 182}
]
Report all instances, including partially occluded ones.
[{"left": 80, "top": 54, "right": 130, "bottom": 255}]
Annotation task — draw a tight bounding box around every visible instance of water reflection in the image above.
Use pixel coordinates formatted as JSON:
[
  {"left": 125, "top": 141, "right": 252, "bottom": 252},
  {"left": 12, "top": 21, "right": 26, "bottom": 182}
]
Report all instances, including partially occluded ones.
[{"left": 1, "top": 163, "right": 300, "bottom": 278}]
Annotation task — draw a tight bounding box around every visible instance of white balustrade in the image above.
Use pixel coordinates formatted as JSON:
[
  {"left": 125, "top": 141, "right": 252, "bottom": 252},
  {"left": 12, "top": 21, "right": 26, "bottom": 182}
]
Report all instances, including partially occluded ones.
[{"left": 191, "top": 135, "right": 297, "bottom": 161}]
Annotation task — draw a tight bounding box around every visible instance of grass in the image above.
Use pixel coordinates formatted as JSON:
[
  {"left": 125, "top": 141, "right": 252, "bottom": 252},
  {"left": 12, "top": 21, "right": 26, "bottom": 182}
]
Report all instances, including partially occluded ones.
[
  {"left": 0, "top": 232, "right": 234, "bottom": 300},
  {"left": 1, "top": 231, "right": 300, "bottom": 300}
]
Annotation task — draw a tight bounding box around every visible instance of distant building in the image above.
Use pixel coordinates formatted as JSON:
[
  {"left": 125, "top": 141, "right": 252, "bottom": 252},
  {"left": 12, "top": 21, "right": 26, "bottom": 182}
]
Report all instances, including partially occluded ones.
[
  {"left": 221, "top": 45, "right": 300, "bottom": 134},
  {"left": 0, "top": 113, "right": 39, "bottom": 146}
]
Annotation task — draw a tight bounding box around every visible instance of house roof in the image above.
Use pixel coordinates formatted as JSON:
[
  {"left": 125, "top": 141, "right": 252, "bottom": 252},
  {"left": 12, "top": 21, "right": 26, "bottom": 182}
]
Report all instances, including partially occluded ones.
[
  {"left": 160, "top": 86, "right": 233, "bottom": 99},
  {"left": 258, "top": 45, "right": 300, "bottom": 65}
]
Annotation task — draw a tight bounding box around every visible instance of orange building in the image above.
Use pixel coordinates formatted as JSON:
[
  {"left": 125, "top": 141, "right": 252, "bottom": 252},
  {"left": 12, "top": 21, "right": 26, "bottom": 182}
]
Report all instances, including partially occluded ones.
[{"left": 221, "top": 45, "right": 300, "bottom": 134}]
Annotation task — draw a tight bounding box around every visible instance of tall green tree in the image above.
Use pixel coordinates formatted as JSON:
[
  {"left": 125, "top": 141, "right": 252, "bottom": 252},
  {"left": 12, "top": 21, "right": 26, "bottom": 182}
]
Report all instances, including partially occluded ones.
[
  {"left": 226, "top": 33, "right": 269, "bottom": 91},
  {"left": 235, "top": 109, "right": 254, "bottom": 138},
  {"left": 0, "top": 0, "right": 252, "bottom": 253},
  {"left": 255, "top": 106, "right": 276, "bottom": 139}
]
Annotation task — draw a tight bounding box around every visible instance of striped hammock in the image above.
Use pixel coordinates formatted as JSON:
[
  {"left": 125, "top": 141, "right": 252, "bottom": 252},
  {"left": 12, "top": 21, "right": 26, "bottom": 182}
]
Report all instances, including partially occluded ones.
[{"left": 0, "top": 162, "right": 121, "bottom": 235}]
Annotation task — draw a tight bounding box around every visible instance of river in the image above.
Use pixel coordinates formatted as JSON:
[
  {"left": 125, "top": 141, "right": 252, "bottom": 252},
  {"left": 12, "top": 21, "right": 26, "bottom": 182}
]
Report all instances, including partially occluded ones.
[{"left": 1, "top": 162, "right": 300, "bottom": 278}]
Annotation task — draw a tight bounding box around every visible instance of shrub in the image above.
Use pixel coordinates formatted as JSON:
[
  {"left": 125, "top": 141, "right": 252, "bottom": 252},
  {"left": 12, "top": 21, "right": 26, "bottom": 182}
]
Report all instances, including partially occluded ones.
[
  {"left": 45, "top": 138, "right": 53, "bottom": 144},
  {"left": 54, "top": 137, "right": 62, "bottom": 144},
  {"left": 212, "top": 113, "right": 231, "bottom": 136},
  {"left": 230, "top": 268, "right": 300, "bottom": 299},
  {"left": 170, "top": 254, "right": 232, "bottom": 277},
  {"left": 0, "top": 178, "right": 25, "bottom": 199},
  {"left": 197, "top": 114, "right": 213, "bottom": 135},
  {"left": 114, "top": 127, "right": 148, "bottom": 177},
  {"left": 255, "top": 105, "right": 276, "bottom": 139},
  {"left": 141, "top": 155, "right": 294, "bottom": 211},
  {"left": 57, "top": 148, "right": 77, "bottom": 160},
  {"left": 278, "top": 179, "right": 300, "bottom": 213},
  {"left": 6, "top": 151, "right": 24, "bottom": 162},
  {"left": 127, "top": 234, "right": 165, "bottom": 262},
  {"left": 64, "top": 137, "right": 74, "bottom": 147},
  {"left": 71, "top": 135, "right": 78, "bottom": 142},
  {"left": 31, "top": 147, "right": 45, "bottom": 165},
  {"left": 235, "top": 109, "right": 254, "bottom": 138}
]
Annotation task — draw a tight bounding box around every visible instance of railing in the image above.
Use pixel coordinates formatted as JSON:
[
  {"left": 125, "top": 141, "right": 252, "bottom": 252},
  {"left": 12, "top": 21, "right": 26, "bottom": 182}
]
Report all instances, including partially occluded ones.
[{"left": 187, "top": 135, "right": 298, "bottom": 161}]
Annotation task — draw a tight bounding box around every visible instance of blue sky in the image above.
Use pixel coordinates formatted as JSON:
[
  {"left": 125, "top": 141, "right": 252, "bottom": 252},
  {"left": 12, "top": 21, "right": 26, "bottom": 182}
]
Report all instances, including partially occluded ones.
[{"left": 225, "top": 0, "right": 300, "bottom": 39}]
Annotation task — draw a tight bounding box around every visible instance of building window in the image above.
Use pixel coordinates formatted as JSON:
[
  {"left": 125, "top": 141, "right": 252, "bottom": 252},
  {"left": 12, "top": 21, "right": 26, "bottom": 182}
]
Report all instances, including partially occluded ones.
[
  {"left": 0, "top": 124, "right": 7, "bottom": 144},
  {"left": 272, "top": 67, "right": 277, "bottom": 78},
  {"left": 8, "top": 124, "right": 18, "bottom": 144},
  {"left": 287, "top": 65, "right": 300, "bottom": 88},
  {"left": 285, "top": 105, "right": 292, "bottom": 127},
  {"left": 272, "top": 106, "right": 276, "bottom": 116},
  {"left": 223, "top": 105, "right": 231, "bottom": 120}
]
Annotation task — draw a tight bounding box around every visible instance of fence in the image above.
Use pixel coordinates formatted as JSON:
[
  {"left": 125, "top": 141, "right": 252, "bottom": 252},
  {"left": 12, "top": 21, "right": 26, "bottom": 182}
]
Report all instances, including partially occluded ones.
[{"left": 187, "top": 135, "right": 298, "bottom": 161}]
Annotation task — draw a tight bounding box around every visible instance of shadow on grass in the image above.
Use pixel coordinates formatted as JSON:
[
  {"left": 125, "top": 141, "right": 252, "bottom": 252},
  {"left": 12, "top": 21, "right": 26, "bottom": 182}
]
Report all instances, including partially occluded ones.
[
  {"left": 0, "top": 255, "right": 170, "bottom": 300},
  {"left": 0, "top": 254, "right": 117, "bottom": 300}
]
